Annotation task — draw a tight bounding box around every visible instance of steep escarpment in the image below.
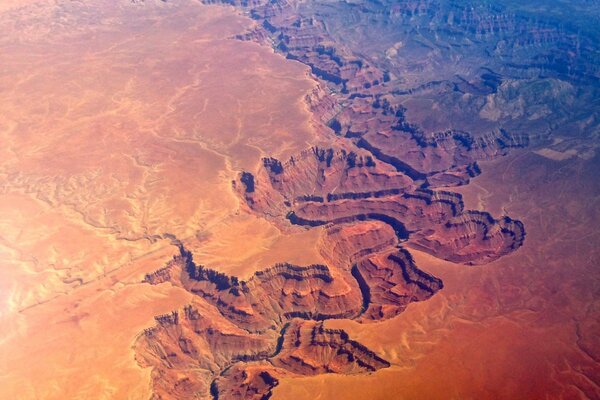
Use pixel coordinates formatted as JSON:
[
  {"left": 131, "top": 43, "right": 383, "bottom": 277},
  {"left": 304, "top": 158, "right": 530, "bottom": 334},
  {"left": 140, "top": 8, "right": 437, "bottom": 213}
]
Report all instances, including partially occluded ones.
[
  {"left": 181, "top": 256, "right": 362, "bottom": 332},
  {"left": 233, "top": 145, "right": 415, "bottom": 220},
  {"left": 139, "top": 159, "right": 523, "bottom": 397},
  {"left": 137, "top": 237, "right": 444, "bottom": 399},
  {"left": 353, "top": 249, "right": 443, "bottom": 321},
  {"left": 214, "top": 0, "right": 537, "bottom": 185},
  {"left": 135, "top": 1, "right": 538, "bottom": 398},
  {"left": 271, "top": 319, "right": 391, "bottom": 374},
  {"left": 318, "top": 220, "right": 398, "bottom": 268},
  {"left": 236, "top": 151, "right": 523, "bottom": 264},
  {"left": 138, "top": 134, "right": 524, "bottom": 400},
  {"left": 136, "top": 304, "right": 276, "bottom": 400}
]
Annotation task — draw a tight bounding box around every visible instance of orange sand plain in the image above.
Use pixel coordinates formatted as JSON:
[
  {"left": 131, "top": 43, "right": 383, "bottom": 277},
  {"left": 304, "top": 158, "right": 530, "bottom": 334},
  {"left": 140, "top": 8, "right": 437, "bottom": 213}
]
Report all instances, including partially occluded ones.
[
  {"left": 0, "top": 1, "right": 324, "bottom": 398},
  {"left": 274, "top": 151, "right": 600, "bottom": 399},
  {"left": 1, "top": 1, "right": 598, "bottom": 399}
]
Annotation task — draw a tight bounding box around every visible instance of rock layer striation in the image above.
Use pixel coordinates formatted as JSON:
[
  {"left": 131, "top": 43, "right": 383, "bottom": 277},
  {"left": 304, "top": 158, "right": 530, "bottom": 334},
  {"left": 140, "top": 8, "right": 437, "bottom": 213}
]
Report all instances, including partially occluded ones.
[{"left": 135, "top": 0, "right": 530, "bottom": 398}]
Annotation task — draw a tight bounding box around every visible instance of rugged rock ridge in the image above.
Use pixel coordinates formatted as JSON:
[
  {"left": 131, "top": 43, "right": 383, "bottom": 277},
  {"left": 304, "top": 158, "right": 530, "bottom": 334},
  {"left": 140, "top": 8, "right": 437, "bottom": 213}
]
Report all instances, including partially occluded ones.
[
  {"left": 137, "top": 304, "right": 275, "bottom": 399},
  {"left": 237, "top": 150, "right": 524, "bottom": 265},
  {"left": 211, "top": 363, "right": 287, "bottom": 400},
  {"left": 356, "top": 126, "right": 528, "bottom": 179},
  {"left": 233, "top": 144, "right": 416, "bottom": 221},
  {"left": 270, "top": 320, "right": 391, "bottom": 374},
  {"left": 135, "top": 0, "right": 539, "bottom": 398},
  {"left": 304, "top": 83, "right": 342, "bottom": 123},
  {"left": 214, "top": 0, "right": 537, "bottom": 183},
  {"left": 184, "top": 260, "right": 362, "bottom": 332},
  {"left": 261, "top": 145, "right": 412, "bottom": 197},
  {"left": 137, "top": 234, "right": 442, "bottom": 399},
  {"left": 353, "top": 249, "right": 443, "bottom": 321},
  {"left": 409, "top": 212, "right": 525, "bottom": 264}
]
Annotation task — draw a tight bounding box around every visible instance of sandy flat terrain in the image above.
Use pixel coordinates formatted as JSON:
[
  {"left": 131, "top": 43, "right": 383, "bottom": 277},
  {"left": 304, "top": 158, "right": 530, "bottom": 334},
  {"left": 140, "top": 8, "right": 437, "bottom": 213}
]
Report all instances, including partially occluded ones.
[{"left": 0, "top": 0, "right": 324, "bottom": 397}]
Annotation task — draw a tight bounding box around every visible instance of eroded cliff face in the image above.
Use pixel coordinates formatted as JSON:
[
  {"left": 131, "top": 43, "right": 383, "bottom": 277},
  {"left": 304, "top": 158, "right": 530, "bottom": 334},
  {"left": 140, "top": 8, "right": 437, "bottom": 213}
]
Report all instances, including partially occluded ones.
[
  {"left": 353, "top": 249, "right": 443, "bottom": 322},
  {"left": 136, "top": 242, "right": 422, "bottom": 399},
  {"left": 136, "top": 303, "right": 276, "bottom": 399},
  {"left": 212, "top": 0, "right": 537, "bottom": 188},
  {"left": 137, "top": 172, "right": 522, "bottom": 399},
  {"left": 237, "top": 146, "right": 524, "bottom": 265},
  {"left": 134, "top": 0, "right": 533, "bottom": 398}
]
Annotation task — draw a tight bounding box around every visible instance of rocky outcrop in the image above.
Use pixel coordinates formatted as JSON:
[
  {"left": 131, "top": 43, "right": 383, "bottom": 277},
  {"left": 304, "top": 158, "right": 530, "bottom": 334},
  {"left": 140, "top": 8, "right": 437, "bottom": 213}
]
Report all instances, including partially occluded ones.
[
  {"left": 425, "top": 162, "right": 481, "bottom": 188},
  {"left": 134, "top": 0, "right": 550, "bottom": 397},
  {"left": 234, "top": 145, "right": 416, "bottom": 222},
  {"left": 210, "top": 312, "right": 395, "bottom": 399},
  {"left": 235, "top": 144, "right": 523, "bottom": 264},
  {"left": 409, "top": 213, "right": 526, "bottom": 265},
  {"left": 318, "top": 220, "right": 398, "bottom": 268},
  {"left": 261, "top": 145, "right": 413, "bottom": 198},
  {"left": 211, "top": 316, "right": 392, "bottom": 400},
  {"left": 211, "top": 363, "right": 287, "bottom": 400},
  {"left": 137, "top": 238, "right": 447, "bottom": 399},
  {"left": 358, "top": 127, "right": 528, "bottom": 178},
  {"left": 271, "top": 320, "right": 391, "bottom": 374},
  {"left": 136, "top": 303, "right": 276, "bottom": 400},
  {"left": 353, "top": 249, "right": 443, "bottom": 321},
  {"left": 144, "top": 265, "right": 173, "bottom": 285},
  {"left": 182, "top": 259, "right": 362, "bottom": 332},
  {"left": 304, "top": 83, "right": 342, "bottom": 123}
]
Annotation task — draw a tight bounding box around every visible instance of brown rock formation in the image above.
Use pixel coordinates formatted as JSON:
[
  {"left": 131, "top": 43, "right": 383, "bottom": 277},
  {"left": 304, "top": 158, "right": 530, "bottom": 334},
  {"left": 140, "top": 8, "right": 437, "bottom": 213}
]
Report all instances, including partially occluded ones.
[
  {"left": 271, "top": 320, "right": 391, "bottom": 374},
  {"left": 211, "top": 319, "right": 392, "bottom": 399},
  {"left": 182, "top": 260, "right": 362, "bottom": 332},
  {"left": 136, "top": 236, "right": 446, "bottom": 399},
  {"left": 234, "top": 145, "right": 416, "bottom": 223},
  {"left": 212, "top": 363, "right": 287, "bottom": 400},
  {"left": 318, "top": 220, "right": 398, "bottom": 268},
  {"left": 136, "top": 1, "right": 532, "bottom": 398},
  {"left": 136, "top": 303, "right": 275, "bottom": 399},
  {"left": 235, "top": 146, "right": 523, "bottom": 265},
  {"left": 409, "top": 212, "right": 525, "bottom": 265},
  {"left": 358, "top": 127, "right": 528, "bottom": 178},
  {"left": 353, "top": 249, "right": 443, "bottom": 321}
]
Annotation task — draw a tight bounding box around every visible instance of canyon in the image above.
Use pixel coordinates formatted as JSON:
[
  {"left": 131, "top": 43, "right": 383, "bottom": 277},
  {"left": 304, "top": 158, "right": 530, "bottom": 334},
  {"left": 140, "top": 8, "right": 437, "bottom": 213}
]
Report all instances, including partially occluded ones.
[
  {"left": 132, "top": 0, "right": 546, "bottom": 398},
  {"left": 0, "top": 0, "right": 598, "bottom": 399},
  {"left": 135, "top": 0, "right": 598, "bottom": 399}
]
